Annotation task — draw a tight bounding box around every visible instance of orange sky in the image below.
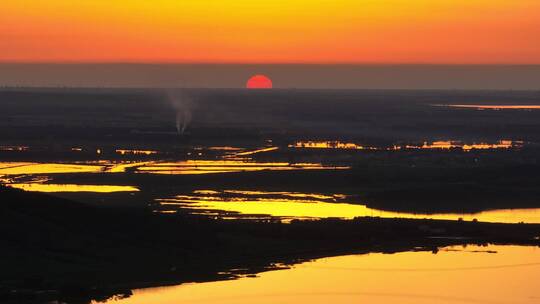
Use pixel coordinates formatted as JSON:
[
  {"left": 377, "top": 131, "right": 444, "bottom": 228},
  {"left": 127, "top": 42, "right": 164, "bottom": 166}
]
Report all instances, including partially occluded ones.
[{"left": 1, "top": 0, "right": 540, "bottom": 64}]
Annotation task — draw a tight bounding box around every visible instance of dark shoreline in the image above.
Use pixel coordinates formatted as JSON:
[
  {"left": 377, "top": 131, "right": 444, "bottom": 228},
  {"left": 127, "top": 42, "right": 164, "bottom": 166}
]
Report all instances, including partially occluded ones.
[{"left": 2, "top": 186, "right": 540, "bottom": 304}]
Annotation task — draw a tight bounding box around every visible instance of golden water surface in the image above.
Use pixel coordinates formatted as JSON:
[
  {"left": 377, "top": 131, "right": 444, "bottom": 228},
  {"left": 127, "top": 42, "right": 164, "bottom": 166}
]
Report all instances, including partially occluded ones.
[
  {"left": 289, "top": 140, "right": 520, "bottom": 151},
  {"left": 98, "top": 245, "right": 540, "bottom": 304},
  {"left": 158, "top": 190, "right": 540, "bottom": 224},
  {"left": 8, "top": 183, "right": 139, "bottom": 193},
  {"left": 0, "top": 162, "right": 104, "bottom": 174},
  {"left": 137, "top": 160, "right": 348, "bottom": 175},
  {"left": 438, "top": 104, "right": 540, "bottom": 110}
]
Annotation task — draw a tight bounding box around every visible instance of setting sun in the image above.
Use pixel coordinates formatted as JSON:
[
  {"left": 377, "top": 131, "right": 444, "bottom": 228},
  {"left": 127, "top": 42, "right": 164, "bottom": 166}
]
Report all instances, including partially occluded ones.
[{"left": 246, "top": 75, "right": 273, "bottom": 89}]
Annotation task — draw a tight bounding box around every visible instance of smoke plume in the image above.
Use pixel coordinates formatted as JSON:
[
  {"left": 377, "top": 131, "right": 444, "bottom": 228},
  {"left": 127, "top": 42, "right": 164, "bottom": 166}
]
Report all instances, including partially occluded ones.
[{"left": 168, "top": 90, "right": 193, "bottom": 135}]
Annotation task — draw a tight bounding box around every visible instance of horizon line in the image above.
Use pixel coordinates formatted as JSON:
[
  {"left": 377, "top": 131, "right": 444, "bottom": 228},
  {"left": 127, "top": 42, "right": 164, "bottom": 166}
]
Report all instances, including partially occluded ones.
[
  {"left": 1, "top": 86, "right": 538, "bottom": 91},
  {"left": 2, "top": 61, "right": 540, "bottom": 66}
]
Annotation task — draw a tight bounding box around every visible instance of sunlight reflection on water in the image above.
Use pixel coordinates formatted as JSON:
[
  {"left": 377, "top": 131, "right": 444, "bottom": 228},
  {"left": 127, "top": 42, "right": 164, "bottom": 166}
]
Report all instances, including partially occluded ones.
[
  {"left": 289, "top": 140, "right": 521, "bottom": 151},
  {"left": 8, "top": 183, "right": 139, "bottom": 193},
  {"left": 434, "top": 104, "right": 540, "bottom": 110},
  {"left": 157, "top": 190, "right": 540, "bottom": 224},
  {"left": 136, "top": 160, "right": 348, "bottom": 175},
  {"left": 97, "top": 245, "right": 540, "bottom": 304}
]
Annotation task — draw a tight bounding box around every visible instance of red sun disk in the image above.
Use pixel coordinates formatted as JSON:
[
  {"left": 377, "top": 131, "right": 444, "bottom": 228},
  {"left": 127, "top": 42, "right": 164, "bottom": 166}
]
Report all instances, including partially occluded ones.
[{"left": 246, "top": 74, "right": 273, "bottom": 89}]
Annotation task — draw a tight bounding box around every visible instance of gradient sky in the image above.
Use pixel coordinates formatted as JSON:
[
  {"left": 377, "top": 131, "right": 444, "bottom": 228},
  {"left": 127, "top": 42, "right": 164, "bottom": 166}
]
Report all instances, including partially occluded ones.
[{"left": 2, "top": 0, "right": 540, "bottom": 64}]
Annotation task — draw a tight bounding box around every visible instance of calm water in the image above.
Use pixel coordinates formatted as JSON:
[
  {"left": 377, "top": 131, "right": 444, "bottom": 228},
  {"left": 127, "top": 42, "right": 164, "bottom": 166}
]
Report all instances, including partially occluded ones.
[
  {"left": 8, "top": 183, "right": 139, "bottom": 193},
  {"left": 289, "top": 140, "right": 520, "bottom": 151},
  {"left": 0, "top": 158, "right": 347, "bottom": 176},
  {"left": 2, "top": 159, "right": 540, "bottom": 223},
  {"left": 435, "top": 104, "right": 540, "bottom": 110},
  {"left": 158, "top": 190, "right": 540, "bottom": 224},
  {"left": 98, "top": 245, "right": 540, "bottom": 304},
  {"left": 136, "top": 160, "right": 347, "bottom": 175}
]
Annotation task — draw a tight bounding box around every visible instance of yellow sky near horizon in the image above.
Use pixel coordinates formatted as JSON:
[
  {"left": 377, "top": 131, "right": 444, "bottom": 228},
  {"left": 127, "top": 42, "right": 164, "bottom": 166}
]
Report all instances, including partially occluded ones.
[{"left": 1, "top": 0, "right": 540, "bottom": 63}]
